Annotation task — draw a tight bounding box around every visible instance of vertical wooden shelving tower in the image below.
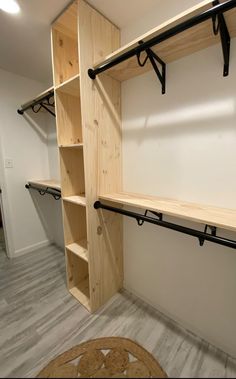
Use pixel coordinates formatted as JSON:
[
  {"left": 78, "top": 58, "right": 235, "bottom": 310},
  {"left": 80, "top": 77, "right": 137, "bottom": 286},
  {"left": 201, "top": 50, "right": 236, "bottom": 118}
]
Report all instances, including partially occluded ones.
[{"left": 51, "top": 0, "right": 123, "bottom": 312}]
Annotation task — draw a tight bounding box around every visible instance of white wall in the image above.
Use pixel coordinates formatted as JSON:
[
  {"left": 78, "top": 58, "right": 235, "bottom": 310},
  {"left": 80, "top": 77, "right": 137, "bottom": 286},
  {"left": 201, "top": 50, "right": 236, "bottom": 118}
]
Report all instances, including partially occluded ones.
[
  {"left": 122, "top": 1, "right": 236, "bottom": 356},
  {"left": 0, "top": 67, "right": 63, "bottom": 256}
]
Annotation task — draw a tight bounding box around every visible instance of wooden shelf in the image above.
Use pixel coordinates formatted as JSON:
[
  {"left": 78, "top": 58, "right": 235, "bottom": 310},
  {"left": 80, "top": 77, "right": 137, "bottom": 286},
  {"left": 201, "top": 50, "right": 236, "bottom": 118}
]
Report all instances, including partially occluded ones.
[
  {"left": 66, "top": 239, "right": 88, "bottom": 262},
  {"left": 99, "top": 192, "right": 236, "bottom": 232},
  {"left": 55, "top": 74, "right": 80, "bottom": 97},
  {"left": 63, "top": 195, "right": 86, "bottom": 207},
  {"left": 92, "top": 0, "right": 236, "bottom": 82},
  {"left": 60, "top": 148, "right": 85, "bottom": 197},
  {"left": 28, "top": 179, "right": 61, "bottom": 191},
  {"left": 66, "top": 248, "right": 90, "bottom": 311},
  {"left": 59, "top": 143, "right": 83, "bottom": 149},
  {"left": 69, "top": 282, "right": 90, "bottom": 311}
]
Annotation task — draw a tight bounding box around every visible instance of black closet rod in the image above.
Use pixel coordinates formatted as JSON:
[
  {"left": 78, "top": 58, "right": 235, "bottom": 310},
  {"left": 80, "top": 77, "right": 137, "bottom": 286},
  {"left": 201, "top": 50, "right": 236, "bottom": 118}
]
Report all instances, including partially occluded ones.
[
  {"left": 88, "top": 0, "right": 236, "bottom": 79},
  {"left": 17, "top": 92, "right": 55, "bottom": 116},
  {"left": 25, "top": 184, "right": 61, "bottom": 200},
  {"left": 94, "top": 201, "right": 236, "bottom": 250}
]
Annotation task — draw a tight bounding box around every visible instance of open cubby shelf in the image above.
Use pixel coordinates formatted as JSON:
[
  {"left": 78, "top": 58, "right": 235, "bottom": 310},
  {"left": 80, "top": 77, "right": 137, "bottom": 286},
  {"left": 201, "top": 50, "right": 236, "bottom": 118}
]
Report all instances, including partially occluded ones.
[
  {"left": 66, "top": 249, "right": 90, "bottom": 311},
  {"left": 66, "top": 239, "right": 88, "bottom": 262},
  {"left": 55, "top": 73, "right": 80, "bottom": 97},
  {"left": 63, "top": 195, "right": 86, "bottom": 207},
  {"left": 60, "top": 147, "right": 85, "bottom": 198},
  {"left": 52, "top": 2, "right": 79, "bottom": 86},
  {"left": 59, "top": 143, "right": 83, "bottom": 149},
  {"left": 55, "top": 84, "right": 82, "bottom": 146},
  {"left": 63, "top": 201, "right": 87, "bottom": 246}
]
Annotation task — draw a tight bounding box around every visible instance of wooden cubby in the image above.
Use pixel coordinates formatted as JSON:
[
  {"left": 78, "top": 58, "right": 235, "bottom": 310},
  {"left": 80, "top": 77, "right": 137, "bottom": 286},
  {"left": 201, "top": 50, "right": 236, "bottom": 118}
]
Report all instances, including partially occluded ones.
[
  {"left": 55, "top": 77, "right": 82, "bottom": 147},
  {"left": 66, "top": 249, "right": 90, "bottom": 310},
  {"left": 52, "top": 2, "right": 79, "bottom": 86},
  {"left": 60, "top": 147, "right": 85, "bottom": 198},
  {"left": 63, "top": 201, "right": 87, "bottom": 248}
]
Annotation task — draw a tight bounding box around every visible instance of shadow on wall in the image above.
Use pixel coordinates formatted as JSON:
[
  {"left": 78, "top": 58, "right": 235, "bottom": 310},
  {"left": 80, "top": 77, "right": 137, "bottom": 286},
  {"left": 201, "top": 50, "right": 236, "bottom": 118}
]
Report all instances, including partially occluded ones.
[
  {"left": 28, "top": 190, "right": 64, "bottom": 249},
  {"left": 23, "top": 109, "right": 48, "bottom": 142},
  {"left": 123, "top": 97, "right": 236, "bottom": 143}
]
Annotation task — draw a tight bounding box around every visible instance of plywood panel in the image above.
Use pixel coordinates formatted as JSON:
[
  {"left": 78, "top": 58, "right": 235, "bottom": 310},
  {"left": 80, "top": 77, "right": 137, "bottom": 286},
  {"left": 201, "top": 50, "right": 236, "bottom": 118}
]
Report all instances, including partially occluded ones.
[
  {"left": 99, "top": 192, "right": 236, "bottom": 232},
  {"left": 78, "top": 0, "right": 123, "bottom": 312}
]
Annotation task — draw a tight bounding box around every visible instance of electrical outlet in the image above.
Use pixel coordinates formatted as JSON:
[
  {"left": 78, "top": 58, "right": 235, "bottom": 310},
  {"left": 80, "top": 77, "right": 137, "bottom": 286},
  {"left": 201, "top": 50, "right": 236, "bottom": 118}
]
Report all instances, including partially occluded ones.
[{"left": 5, "top": 159, "right": 13, "bottom": 168}]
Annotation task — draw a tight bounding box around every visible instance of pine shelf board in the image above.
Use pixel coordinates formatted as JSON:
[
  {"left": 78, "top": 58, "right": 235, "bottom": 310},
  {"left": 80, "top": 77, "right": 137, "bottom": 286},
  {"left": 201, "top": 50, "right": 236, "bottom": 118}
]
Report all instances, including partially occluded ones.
[
  {"left": 99, "top": 192, "right": 236, "bottom": 232},
  {"left": 55, "top": 73, "right": 80, "bottom": 97},
  {"left": 92, "top": 0, "right": 236, "bottom": 82},
  {"left": 59, "top": 143, "right": 83, "bottom": 148},
  {"left": 28, "top": 179, "right": 61, "bottom": 191},
  {"left": 69, "top": 280, "right": 90, "bottom": 311},
  {"left": 63, "top": 195, "right": 86, "bottom": 206},
  {"left": 66, "top": 239, "right": 88, "bottom": 262}
]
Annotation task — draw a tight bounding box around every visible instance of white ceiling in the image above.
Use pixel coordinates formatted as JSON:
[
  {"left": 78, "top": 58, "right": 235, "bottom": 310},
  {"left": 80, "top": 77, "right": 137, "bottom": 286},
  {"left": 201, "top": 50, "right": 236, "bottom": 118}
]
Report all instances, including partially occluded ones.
[{"left": 0, "top": 0, "right": 159, "bottom": 84}]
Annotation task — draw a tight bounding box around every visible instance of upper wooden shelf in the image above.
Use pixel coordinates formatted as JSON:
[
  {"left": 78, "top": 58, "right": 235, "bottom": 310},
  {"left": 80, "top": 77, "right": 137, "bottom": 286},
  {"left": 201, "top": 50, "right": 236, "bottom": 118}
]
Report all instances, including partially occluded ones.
[
  {"left": 99, "top": 192, "right": 236, "bottom": 232},
  {"left": 92, "top": 0, "right": 236, "bottom": 82},
  {"left": 28, "top": 180, "right": 61, "bottom": 191},
  {"left": 55, "top": 74, "right": 80, "bottom": 97}
]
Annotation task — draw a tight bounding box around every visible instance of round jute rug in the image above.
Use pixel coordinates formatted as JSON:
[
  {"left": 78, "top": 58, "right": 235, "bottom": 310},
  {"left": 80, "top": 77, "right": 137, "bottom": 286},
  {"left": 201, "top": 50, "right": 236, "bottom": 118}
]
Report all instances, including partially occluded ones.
[{"left": 37, "top": 337, "right": 168, "bottom": 378}]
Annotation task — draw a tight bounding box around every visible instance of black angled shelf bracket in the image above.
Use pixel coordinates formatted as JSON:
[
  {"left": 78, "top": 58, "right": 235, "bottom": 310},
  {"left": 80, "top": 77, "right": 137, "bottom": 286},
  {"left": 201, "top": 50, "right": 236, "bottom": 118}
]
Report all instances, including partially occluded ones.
[
  {"left": 199, "top": 225, "right": 217, "bottom": 246},
  {"left": 88, "top": 0, "right": 236, "bottom": 85},
  {"left": 137, "top": 41, "right": 166, "bottom": 94},
  {"left": 212, "top": 0, "right": 231, "bottom": 76},
  {"left": 17, "top": 91, "right": 55, "bottom": 118}
]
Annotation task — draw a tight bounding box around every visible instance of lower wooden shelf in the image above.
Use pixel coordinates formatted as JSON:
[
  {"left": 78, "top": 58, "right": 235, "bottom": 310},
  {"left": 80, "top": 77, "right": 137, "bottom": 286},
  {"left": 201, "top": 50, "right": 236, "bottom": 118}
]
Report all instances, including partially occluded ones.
[
  {"left": 69, "top": 279, "right": 90, "bottom": 311},
  {"left": 63, "top": 195, "right": 86, "bottom": 207},
  {"left": 66, "top": 249, "right": 90, "bottom": 311},
  {"left": 28, "top": 179, "right": 61, "bottom": 191},
  {"left": 66, "top": 239, "right": 88, "bottom": 262},
  {"left": 99, "top": 192, "right": 236, "bottom": 232}
]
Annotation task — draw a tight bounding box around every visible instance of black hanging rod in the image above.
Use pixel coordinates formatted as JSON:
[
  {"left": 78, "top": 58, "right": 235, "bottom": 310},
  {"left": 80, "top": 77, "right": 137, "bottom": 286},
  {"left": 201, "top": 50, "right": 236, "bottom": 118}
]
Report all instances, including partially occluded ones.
[
  {"left": 17, "top": 91, "right": 55, "bottom": 117},
  {"left": 88, "top": 0, "right": 236, "bottom": 81},
  {"left": 94, "top": 201, "right": 236, "bottom": 250},
  {"left": 25, "top": 184, "right": 61, "bottom": 200}
]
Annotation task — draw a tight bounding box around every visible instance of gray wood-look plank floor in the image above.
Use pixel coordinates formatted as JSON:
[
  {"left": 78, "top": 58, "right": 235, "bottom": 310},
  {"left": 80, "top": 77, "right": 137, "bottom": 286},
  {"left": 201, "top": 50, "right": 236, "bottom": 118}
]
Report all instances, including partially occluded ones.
[{"left": 0, "top": 244, "right": 236, "bottom": 378}]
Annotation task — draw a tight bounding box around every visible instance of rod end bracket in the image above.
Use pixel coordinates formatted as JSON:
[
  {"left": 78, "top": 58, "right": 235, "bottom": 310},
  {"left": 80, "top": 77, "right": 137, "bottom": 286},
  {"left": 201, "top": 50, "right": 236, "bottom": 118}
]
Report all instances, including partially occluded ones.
[
  {"left": 17, "top": 109, "right": 24, "bottom": 115},
  {"left": 94, "top": 201, "right": 101, "bottom": 209},
  {"left": 88, "top": 69, "right": 96, "bottom": 80}
]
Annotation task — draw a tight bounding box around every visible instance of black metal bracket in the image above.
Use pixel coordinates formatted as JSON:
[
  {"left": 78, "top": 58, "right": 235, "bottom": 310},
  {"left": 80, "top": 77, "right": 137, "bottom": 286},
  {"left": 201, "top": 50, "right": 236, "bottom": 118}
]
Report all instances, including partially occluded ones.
[
  {"left": 137, "top": 42, "right": 166, "bottom": 94},
  {"left": 17, "top": 91, "right": 55, "bottom": 117},
  {"left": 199, "top": 225, "right": 217, "bottom": 246},
  {"left": 94, "top": 200, "right": 236, "bottom": 250},
  {"left": 88, "top": 1, "right": 236, "bottom": 82},
  {"left": 25, "top": 184, "right": 61, "bottom": 200},
  {"left": 137, "top": 209, "right": 163, "bottom": 226},
  {"left": 212, "top": 0, "right": 231, "bottom": 76}
]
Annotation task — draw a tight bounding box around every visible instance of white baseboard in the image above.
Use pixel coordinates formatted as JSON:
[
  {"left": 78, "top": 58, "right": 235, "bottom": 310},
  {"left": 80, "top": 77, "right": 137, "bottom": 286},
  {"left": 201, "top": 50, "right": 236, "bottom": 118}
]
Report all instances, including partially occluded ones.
[{"left": 14, "top": 239, "right": 51, "bottom": 257}]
